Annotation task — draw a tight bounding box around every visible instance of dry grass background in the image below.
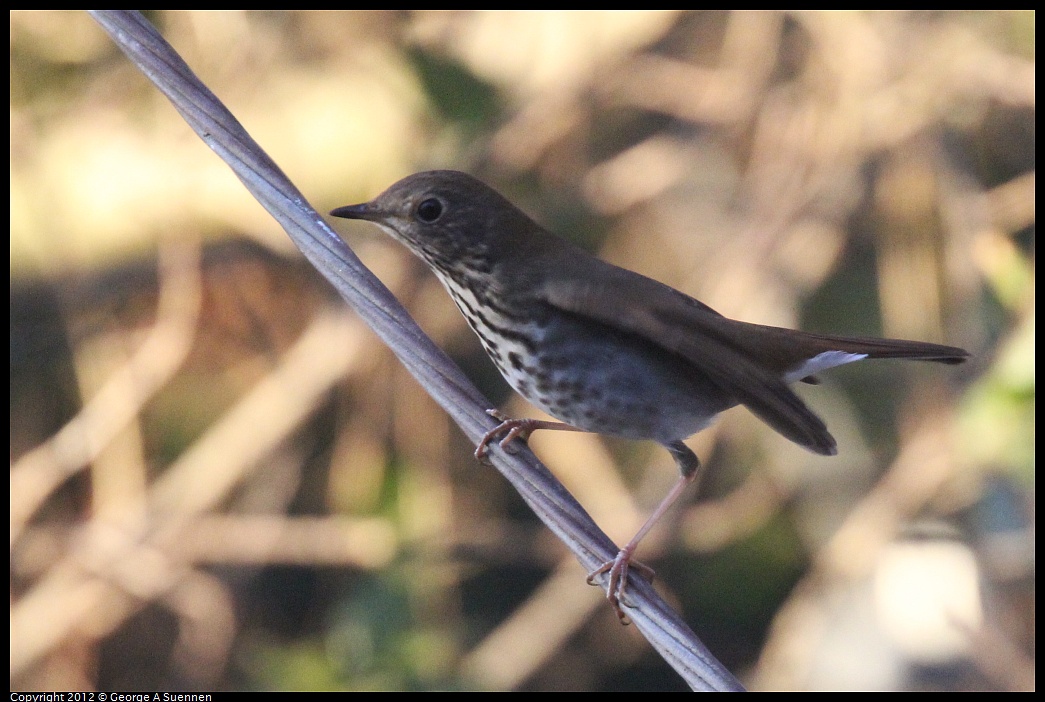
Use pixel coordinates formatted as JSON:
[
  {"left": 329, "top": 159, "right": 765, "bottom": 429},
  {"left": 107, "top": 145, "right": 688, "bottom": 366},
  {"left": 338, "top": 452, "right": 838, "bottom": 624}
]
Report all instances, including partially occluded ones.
[{"left": 11, "top": 10, "right": 1034, "bottom": 691}]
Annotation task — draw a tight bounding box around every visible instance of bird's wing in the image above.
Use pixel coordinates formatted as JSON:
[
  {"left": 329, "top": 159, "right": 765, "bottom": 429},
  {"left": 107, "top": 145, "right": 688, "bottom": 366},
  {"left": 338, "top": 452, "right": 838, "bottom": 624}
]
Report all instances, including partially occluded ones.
[{"left": 536, "top": 258, "right": 837, "bottom": 455}]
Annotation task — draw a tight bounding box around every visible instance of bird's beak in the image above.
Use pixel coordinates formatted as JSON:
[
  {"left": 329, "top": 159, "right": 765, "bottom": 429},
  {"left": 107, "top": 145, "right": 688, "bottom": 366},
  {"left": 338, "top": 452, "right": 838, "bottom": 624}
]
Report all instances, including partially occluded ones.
[{"left": 330, "top": 202, "right": 378, "bottom": 221}]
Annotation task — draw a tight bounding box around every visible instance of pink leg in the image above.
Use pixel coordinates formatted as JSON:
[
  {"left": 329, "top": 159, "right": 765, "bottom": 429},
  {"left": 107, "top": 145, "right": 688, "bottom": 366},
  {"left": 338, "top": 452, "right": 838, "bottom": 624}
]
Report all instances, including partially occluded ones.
[
  {"left": 476, "top": 414, "right": 701, "bottom": 624},
  {"left": 474, "top": 409, "right": 588, "bottom": 462},
  {"left": 588, "top": 440, "right": 701, "bottom": 623},
  {"left": 586, "top": 472, "right": 693, "bottom": 622}
]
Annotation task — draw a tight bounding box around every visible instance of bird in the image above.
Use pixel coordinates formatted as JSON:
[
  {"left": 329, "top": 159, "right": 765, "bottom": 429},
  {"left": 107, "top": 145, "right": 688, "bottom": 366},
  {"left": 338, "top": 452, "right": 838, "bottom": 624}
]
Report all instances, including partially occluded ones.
[{"left": 330, "top": 170, "right": 968, "bottom": 620}]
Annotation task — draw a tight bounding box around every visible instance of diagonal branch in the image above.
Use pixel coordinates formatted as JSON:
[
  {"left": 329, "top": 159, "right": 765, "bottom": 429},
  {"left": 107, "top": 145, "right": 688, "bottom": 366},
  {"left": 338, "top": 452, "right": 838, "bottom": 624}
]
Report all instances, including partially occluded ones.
[{"left": 87, "top": 10, "right": 743, "bottom": 691}]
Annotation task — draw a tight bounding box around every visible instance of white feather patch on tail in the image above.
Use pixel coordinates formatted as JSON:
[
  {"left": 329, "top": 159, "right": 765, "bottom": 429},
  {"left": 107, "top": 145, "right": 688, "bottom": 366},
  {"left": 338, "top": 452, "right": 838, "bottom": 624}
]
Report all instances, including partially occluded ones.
[{"left": 784, "top": 351, "right": 868, "bottom": 384}]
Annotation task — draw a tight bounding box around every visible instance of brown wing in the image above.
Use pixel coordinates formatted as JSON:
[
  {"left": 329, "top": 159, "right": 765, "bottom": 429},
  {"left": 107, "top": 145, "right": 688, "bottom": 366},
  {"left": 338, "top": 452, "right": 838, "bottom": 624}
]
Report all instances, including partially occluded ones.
[{"left": 537, "top": 258, "right": 838, "bottom": 455}]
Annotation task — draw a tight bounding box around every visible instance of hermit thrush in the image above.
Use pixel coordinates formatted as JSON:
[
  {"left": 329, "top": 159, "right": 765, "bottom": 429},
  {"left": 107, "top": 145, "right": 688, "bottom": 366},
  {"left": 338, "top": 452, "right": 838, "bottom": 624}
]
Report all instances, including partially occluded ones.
[{"left": 331, "top": 170, "right": 968, "bottom": 619}]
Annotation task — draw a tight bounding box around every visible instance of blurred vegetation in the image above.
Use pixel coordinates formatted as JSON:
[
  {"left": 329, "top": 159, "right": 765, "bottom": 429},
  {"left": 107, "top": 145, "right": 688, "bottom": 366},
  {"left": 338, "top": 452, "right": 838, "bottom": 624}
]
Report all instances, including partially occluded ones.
[{"left": 10, "top": 10, "right": 1033, "bottom": 691}]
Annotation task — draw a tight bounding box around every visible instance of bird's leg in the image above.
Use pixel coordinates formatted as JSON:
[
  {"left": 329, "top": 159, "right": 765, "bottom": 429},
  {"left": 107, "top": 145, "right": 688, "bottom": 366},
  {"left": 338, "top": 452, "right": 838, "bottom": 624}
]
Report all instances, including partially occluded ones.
[
  {"left": 474, "top": 409, "right": 589, "bottom": 462},
  {"left": 587, "top": 440, "right": 701, "bottom": 623},
  {"left": 477, "top": 415, "right": 702, "bottom": 624}
]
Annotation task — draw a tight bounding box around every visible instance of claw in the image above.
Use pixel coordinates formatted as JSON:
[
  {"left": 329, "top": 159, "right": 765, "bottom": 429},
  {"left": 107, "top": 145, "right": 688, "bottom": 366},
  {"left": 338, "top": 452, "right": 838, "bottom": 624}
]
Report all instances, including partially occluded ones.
[
  {"left": 474, "top": 410, "right": 586, "bottom": 462},
  {"left": 587, "top": 551, "right": 656, "bottom": 624},
  {"left": 474, "top": 411, "right": 539, "bottom": 462}
]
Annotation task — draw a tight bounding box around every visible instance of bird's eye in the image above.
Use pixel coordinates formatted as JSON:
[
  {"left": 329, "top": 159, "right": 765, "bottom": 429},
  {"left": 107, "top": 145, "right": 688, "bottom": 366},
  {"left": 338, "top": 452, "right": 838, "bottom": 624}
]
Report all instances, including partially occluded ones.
[{"left": 416, "top": 198, "right": 443, "bottom": 223}]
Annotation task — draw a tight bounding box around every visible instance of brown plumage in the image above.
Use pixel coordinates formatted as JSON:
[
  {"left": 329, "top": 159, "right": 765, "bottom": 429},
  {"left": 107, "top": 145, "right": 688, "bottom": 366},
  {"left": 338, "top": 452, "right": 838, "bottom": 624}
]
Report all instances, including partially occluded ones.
[{"left": 331, "top": 170, "right": 968, "bottom": 619}]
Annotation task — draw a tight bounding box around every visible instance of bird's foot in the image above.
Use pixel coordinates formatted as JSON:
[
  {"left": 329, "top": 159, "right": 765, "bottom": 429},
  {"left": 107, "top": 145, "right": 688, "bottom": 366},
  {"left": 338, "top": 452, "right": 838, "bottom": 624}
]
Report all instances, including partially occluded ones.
[
  {"left": 587, "top": 550, "right": 656, "bottom": 624},
  {"left": 475, "top": 410, "right": 586, "bottom": 463},
  {"left": 474, "top": 410, "right": 537, "bottom": 462}
]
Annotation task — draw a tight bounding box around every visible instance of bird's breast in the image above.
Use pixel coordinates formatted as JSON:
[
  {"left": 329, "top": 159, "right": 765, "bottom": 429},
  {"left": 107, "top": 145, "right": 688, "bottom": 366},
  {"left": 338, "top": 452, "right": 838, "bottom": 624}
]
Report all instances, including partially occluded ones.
[{"left": 440, "top": 273, "right": 736, "bottom": 444}]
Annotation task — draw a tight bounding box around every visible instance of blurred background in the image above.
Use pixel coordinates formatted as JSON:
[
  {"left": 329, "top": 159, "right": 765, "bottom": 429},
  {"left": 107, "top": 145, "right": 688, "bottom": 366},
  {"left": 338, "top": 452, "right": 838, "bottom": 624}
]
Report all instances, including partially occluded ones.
[{"left": 10, "top": 10, "right": 1033, "bottom": 691}]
